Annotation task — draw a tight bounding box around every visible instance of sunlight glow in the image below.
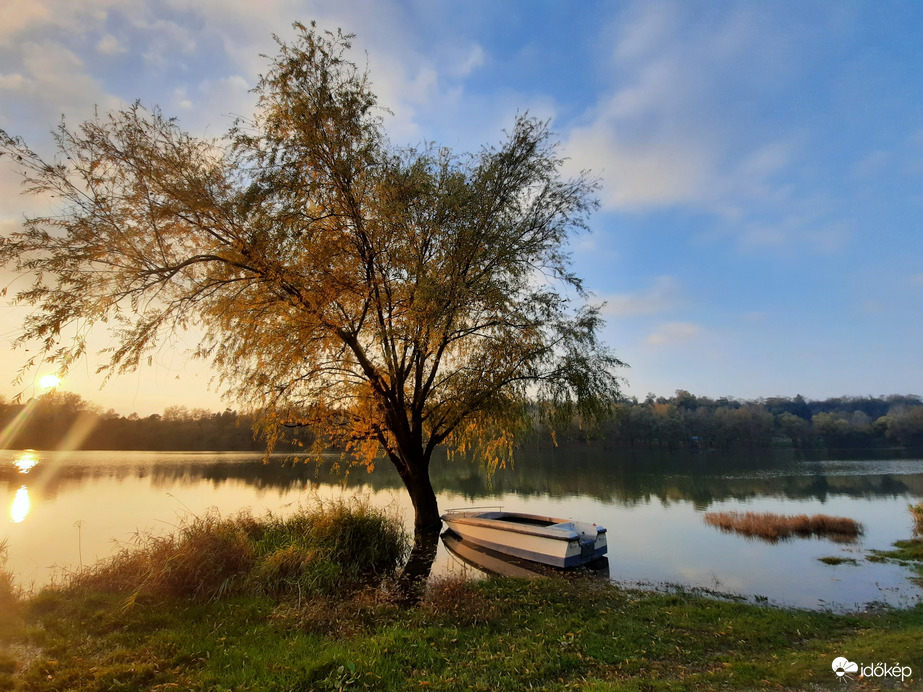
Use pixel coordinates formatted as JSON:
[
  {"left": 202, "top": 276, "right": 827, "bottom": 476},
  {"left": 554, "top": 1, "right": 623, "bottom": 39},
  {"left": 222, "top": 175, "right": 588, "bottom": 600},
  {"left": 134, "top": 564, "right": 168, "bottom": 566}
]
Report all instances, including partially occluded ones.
[
  {"left": 38, "top": 374, "right": 61, "bottom": 390},
  {"left": 0, "top": 400, "right": 37, "bottom": 450},
  {"left": 11, "top": 486, "right": 30, "bottom": 523},
  {"left": 13, "top": 451, "right": 38, "bottom": 473}
]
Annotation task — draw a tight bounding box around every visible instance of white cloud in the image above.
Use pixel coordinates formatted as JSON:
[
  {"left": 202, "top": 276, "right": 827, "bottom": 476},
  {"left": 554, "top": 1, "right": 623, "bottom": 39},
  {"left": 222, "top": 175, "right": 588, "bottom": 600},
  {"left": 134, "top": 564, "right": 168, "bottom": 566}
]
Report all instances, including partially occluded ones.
[
  {"left": 138, "top": 18, "right": 198, "bottom": 68},
  {"left": 0, "top": 0, "right": 134, "bottom": 41},
  {"left": 9, "top": 42, "right": 123, "bottom": 124},
  {"left": 561, "top": 1, "right": 854, "bottom": 262},
  {"left": 456, "top": 44, "right": 485, "bottom": 77},
  {"left": 600, "top": 276, "right": 682, "bottom": 317},
  {"left": 0, "top": 0, "right": 55, "bottom": 40},
  {"left": 563, "top": 3, "right": 800, "bottom": 215},
  {"left": 645, "top": 321, "right": 703, "bottom": 347},
  {"left": 188, "top": 75, "right": 253, "bottom": 130},
  {"left": 565, "top": 121, "right": 710, "bottom": 209},
  {"left": 0, "top": 73, "right": 26, "bottom": 89},
  {"left": 96, "top": 34, "right": 126, "bottom": 55}
]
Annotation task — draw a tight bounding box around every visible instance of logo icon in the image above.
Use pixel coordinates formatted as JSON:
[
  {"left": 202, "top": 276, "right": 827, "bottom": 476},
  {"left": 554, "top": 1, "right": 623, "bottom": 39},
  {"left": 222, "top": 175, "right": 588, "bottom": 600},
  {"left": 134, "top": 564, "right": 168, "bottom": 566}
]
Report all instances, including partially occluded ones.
[{"left": 832, "top": 657, "right": 859, "bottom": 678}]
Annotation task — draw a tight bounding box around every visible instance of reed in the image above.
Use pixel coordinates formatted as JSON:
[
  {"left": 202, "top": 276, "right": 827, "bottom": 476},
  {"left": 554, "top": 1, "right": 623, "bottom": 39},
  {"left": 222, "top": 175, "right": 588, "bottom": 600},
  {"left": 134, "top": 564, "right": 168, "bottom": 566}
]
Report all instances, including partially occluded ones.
[
  {"left": 703, "top": 511, "right": 863, "bottom": 543},
  {"left": 69, "top": 499, "right": 409, "bottom": 601},
  {"left": 910, "top": 501, "right": 923, "bottom": 536},
  {"left": 0, "top": 538, "right": 17, "bottom": 612}
]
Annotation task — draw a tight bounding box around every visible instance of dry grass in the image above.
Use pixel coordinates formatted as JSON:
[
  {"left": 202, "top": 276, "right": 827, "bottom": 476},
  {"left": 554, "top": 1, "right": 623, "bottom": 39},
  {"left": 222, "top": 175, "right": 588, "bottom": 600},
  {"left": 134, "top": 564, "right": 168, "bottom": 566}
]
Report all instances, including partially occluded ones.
[
  {"left": 67, "top": 499, "right": 409, "bottom": 602},
  {"left": 73, "top": 511, "right": 254, "bottom": 600},
  {"left": 910, "top": 502, "right": 923, "bottom": 537},
  {"left": 421, "top": 575, "right": 499, "bottom": 626},
  {"left": 0, "top": 539, "right": 15, "bottom": 607},
  {"left": 703, "top": 510, "right": 863, "bottom": 543},
  {"left": 0, "top": 538, "right": 20, "bottom": 637}
]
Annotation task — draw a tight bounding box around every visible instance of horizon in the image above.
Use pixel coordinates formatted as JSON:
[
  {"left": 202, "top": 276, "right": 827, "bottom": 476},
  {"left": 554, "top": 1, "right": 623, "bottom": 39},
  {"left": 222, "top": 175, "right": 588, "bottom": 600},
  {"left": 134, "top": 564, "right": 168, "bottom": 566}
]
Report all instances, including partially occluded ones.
[
  {"left": 2, "top": 2, "right": 922, "bottom": 416},
  {"left": 3, "top": 388, "right": 921, "bottom": 420}
]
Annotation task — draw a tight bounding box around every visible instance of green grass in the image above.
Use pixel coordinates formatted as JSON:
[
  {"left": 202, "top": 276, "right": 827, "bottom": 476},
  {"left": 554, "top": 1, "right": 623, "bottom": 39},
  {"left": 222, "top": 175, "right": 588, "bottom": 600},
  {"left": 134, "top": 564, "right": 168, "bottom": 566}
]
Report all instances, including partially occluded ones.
[
  {"left": 869, "top": 538, "right": 923, "bottom": 564},
  {"left": 2, "top": 577, "right": 921, "bottom": 691}
]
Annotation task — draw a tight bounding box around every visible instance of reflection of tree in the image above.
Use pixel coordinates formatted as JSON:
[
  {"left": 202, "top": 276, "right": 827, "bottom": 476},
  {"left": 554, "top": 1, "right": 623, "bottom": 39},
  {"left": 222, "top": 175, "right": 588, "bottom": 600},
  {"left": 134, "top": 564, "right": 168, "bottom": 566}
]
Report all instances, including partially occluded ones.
[
  {"left": 393, "top": 531, "right": 439, "bottom": 606},
  {"left": 4, "top": 449, "right": 922, "bottom": 509}
]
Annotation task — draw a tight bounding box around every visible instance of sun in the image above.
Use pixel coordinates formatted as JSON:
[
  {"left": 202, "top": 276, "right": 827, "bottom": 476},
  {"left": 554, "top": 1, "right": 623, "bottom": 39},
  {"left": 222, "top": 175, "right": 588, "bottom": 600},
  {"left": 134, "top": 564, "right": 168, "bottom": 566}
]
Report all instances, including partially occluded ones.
[{"left": 38, "top": 374, "right": 62, "bottom": 390}]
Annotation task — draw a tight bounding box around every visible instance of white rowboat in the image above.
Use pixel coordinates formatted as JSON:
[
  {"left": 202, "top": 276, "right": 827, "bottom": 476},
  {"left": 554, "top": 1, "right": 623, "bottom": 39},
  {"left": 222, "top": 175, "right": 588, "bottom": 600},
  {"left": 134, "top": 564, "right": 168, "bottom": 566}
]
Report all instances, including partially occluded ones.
[{"left": 441, "top": 510, "right": 607, "bottom": 568}]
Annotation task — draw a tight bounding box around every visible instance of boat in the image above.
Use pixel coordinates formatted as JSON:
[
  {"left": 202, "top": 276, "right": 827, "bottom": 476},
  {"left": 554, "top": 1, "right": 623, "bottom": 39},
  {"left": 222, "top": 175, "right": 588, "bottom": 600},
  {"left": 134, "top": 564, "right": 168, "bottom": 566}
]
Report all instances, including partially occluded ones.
[
  {"left": 441, "top": 530, "right": 610, "bottom": 579},
  {"left": 440, "top": 509, "right": 607, "bottom": 568}
]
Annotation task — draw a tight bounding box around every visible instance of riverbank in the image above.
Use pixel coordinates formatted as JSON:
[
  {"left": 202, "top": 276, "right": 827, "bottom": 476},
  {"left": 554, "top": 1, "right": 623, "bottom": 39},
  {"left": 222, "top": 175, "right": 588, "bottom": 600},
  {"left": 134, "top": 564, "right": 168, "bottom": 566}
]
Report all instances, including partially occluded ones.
[
  {"left": 3, "top": 520, "right": 922, "bottom": 691},
  {"left": 1, "top": 575, "right": 921, "bottom": 690}
]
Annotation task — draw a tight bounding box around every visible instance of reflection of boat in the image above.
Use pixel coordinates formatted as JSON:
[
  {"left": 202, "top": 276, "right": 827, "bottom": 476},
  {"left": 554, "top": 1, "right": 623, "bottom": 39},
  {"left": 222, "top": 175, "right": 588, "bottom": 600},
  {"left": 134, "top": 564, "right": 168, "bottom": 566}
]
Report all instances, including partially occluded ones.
[
  {"left": 442, "top": 530, "right": 609, "bottom": 578},
  {"left": 440, "top": 510, "right": 607, "bottom": 568}
]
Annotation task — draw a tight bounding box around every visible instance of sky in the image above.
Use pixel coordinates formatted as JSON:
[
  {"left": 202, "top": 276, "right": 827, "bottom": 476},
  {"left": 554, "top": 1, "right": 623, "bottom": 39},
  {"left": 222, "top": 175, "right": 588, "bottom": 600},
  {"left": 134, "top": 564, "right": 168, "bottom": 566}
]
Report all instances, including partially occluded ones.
[{"left": 1, "top": 0, "right": 922, "bottom": 415}]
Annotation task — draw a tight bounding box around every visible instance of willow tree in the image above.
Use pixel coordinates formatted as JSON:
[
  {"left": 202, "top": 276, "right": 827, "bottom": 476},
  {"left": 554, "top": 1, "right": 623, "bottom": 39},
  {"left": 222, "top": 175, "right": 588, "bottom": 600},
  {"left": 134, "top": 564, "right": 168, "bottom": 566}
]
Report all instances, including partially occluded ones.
[{"left": 0, "top": 23, "right": 622, "bottom": 532}]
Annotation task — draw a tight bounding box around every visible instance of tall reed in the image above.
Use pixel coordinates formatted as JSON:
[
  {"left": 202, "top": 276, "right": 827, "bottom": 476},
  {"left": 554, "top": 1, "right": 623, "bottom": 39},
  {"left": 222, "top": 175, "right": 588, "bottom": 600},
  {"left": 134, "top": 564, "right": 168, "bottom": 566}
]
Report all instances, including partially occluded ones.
[
  {"left": 910, "top": 501, "right": 923, "bottom": 537},
  {"left": 704, "top": 511, "right": 863, "bottom": 543},
  {"left": 0, "top": 538, "right": 17, "bottom": 611}
]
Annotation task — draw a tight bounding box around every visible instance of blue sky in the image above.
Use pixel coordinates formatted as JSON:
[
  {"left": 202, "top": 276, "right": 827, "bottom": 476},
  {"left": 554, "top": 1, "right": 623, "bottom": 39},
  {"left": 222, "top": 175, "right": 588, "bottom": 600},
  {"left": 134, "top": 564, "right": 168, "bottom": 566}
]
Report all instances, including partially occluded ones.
[{"left": 1, "top": 1, "right": 921, "bottom": 414}]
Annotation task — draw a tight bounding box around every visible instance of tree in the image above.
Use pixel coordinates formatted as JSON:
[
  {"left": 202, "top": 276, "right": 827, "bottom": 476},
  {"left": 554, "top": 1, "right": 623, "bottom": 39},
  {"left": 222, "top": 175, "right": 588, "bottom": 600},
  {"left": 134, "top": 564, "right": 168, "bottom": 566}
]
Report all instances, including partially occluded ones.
[{"left": 0, "top": 23, "right": 622, "bottom": 533}]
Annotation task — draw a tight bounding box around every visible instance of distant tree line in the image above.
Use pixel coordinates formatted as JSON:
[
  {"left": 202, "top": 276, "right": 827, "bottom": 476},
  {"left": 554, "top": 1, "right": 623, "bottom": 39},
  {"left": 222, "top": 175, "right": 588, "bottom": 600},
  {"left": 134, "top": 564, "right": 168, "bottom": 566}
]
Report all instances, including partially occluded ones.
[
  {"left": 561, "top": 391, "right": 923, "bottom": 451},
  {"left": 0, "top": 392, "right": 312, "bottom": 452},
  {"left": 2, "top": 390, "right": 922, "bottom": 452}
]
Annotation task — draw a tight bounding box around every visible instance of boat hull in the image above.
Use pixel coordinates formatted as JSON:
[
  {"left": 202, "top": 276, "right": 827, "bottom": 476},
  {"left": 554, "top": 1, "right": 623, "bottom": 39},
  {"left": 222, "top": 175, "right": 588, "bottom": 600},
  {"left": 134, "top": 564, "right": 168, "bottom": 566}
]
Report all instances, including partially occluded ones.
[
  {"left": 441, "top": 510, "right": 607, "bottom": 568},
  {"left": 442, "top": 530, "right": 610, "bottom": 578}
]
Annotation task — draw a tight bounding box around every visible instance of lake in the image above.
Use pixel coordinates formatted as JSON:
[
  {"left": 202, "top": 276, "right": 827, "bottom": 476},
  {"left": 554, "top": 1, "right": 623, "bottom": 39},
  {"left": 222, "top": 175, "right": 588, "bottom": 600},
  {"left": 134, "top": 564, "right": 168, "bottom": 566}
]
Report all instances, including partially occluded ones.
[{"left": 2, "top": 447, "right": 922, "bottom": 610}]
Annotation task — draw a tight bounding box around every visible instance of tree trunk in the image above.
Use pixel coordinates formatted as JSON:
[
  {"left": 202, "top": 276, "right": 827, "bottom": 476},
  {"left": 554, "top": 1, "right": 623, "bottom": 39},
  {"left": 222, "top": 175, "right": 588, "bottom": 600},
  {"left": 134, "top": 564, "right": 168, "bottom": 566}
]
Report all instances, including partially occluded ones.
[
  {"left": 406, "top": 468, "right": 442, "bottom": 534},
  {"left": 392, "top": 452, "right": 442, "bottom": 534}
]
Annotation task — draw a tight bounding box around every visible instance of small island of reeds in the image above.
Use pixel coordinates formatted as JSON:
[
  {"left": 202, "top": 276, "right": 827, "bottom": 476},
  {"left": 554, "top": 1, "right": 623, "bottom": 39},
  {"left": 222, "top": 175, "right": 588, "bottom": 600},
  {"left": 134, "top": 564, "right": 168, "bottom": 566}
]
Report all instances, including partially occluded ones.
[
  {"left": 703, "top": 510, "right": 863, "bottom": 543},
  {"left": 910, "top": 501, "right": 923, "bottom": 536}
]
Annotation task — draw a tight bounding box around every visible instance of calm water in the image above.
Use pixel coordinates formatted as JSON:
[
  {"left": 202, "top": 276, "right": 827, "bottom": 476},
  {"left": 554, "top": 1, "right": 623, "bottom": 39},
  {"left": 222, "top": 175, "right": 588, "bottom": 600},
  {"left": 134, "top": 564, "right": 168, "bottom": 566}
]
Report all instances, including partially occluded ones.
[{"left": 2, "top": 447, "right": 922, "bottom": 610}]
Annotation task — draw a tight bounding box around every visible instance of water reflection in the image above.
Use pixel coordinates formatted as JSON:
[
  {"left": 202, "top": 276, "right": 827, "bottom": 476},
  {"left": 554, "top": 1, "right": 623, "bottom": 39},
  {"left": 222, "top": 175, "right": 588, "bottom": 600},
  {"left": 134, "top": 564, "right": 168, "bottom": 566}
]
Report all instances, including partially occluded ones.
[
  {"left": 3, "top": 449, "right": 921, "bottom": 508},
  {"left": 393, "top": 531, "right": 440, "bottom": 606},
  {"left": 13, "top": 451, "right": 38, "bottom": 474},
  {"left": 1, "top": 448, "right": 922, "bottom": 609},
  {"left": 10, "top": 486, "right": 30, "bottom": 523}
]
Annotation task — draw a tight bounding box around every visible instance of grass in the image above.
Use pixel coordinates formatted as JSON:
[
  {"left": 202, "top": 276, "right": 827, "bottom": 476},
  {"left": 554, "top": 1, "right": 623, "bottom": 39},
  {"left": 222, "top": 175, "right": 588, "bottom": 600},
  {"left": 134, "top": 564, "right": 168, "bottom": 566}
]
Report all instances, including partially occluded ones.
[
  {"left": 703, "top": 511, "right": 863, "bottom": 543},
  {"left": 2, "top": 576, "right": 921, "bottom": 690},
  {"left": 869, "top": 538, "right": 923, "bottom": 565},
  {"left": 0, "top": 538, "right": 23, "bottom": 689},
  {"left": 817, "top": 556, "right": 859, "bottom": 566},
  {"left": 69, "top": 498, "right": 409, "bottom": 603}
]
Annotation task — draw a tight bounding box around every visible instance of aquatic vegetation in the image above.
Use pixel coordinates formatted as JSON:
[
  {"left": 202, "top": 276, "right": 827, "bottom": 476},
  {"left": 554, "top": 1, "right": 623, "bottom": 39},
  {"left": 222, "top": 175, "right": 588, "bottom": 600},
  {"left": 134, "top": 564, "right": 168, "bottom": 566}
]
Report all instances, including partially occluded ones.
[
  {"left": 703, "top": 511, "right": 863, "bottom": 543},
  {"left": 910, "top": 501, "right": 923, "bottom": 536},
  {"left": 818, "top": 556, "right": 859, "bottom": 566}
]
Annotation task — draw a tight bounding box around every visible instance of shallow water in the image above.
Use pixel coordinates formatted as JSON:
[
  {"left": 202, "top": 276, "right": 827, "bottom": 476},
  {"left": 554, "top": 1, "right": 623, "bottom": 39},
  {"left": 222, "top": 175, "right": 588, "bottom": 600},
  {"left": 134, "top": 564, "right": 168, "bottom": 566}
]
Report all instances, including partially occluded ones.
[{"left": 2, "top": 447, "right": 921, "bottom": 610}]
